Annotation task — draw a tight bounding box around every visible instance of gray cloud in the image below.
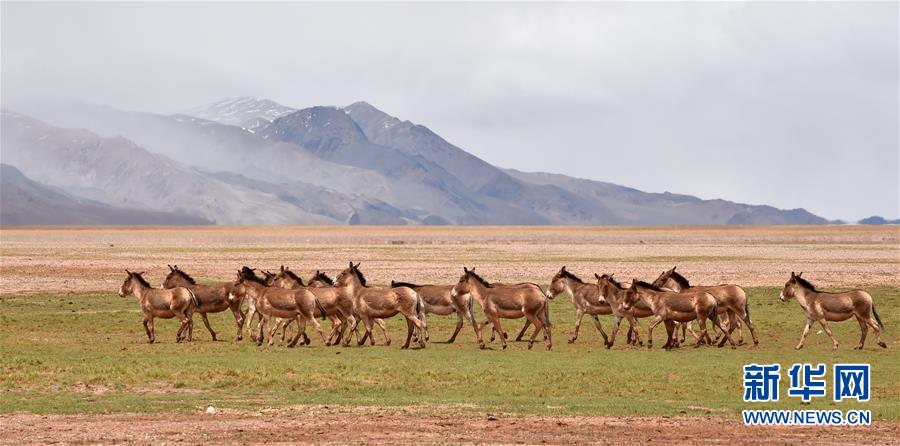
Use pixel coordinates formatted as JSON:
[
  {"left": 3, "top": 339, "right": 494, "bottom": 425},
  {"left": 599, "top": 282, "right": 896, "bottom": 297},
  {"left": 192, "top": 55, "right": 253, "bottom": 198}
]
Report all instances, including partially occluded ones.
[{"left": 2, "top": 2, "right": 897, "bottom": 221}]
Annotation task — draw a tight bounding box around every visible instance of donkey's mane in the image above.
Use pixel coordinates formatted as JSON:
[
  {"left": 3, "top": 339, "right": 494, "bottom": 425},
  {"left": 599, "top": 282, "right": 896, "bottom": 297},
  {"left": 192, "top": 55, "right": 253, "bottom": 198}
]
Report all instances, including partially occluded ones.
[
  {"left": 558, "top": 268, "right": 584, "bottom": 283},
  {"left": 467, "top": 270, "right": 492, "bottom": 288},
  {"left": 281, "top": 268, "right": 304, "bottom": 285},
  {"left": 794, "top": 275, "right": 819, "bottom": 292},
  {"left": 633, "top": 280, "right": 664, "bottom": 291},
  {"left": 311, "top": 271, "right": 334, "bottom": 285},
  {"left": 171, "top": 269, "right": 197, "bottom": 285},
  {"left": 391, "top": 281, "right": 420, "bottom": 288},
  {"left": 240, "top": 268, "right": 267, "bottom": 286},
  {"left": 602, "top": 274, "right": 623, "bottom": 288},
  {"left": 131, "top": 272, "right": 153, "bottom": 289},
  {"left": 668, "top": 270, "right": 691, "bottom": 288},
  {"left": 351, "top": 266, "right": 367, "bottom": 287}
]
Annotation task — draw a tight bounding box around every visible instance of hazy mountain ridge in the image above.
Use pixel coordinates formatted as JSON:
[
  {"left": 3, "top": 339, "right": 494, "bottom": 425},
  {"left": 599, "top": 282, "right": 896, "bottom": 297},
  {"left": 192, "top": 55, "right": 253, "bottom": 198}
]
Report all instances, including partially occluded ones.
[
  {"left": 0, "top": 100, "right": 831, "bottom": 225},
  {"left": 0, "top": 164, "right": 212, "bottom": 225}
]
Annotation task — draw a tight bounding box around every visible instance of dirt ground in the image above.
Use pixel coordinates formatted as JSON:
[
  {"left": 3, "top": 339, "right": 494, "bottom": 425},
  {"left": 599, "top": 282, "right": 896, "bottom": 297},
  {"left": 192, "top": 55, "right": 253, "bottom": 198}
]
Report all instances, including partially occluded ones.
[
  {"left": 1, "top": 226, "right": 898, "bottom": 295},
  {"left": 2, "top": 410, "right": 897, "bottom": 445}
]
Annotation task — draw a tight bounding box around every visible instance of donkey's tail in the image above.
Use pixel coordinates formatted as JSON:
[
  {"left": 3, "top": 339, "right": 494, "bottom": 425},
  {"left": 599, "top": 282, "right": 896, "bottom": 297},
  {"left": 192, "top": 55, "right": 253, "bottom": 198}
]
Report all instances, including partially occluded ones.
[
  {"left": 314, "top": 298, "right": 328, "bottom": 321},
  {"left": 744, "top": 300, "right": 751, "bottom": 320},
  {"left": 709, "top": 301, "right": 720, "bottom": 328},
  {"left": 873, "top": 304, "right": 885, "bottom": 329},
  {"left": 187, "top": 288, "right": 200, "bottom": 309},
  {"left": 416, "top": 293, "right": 427, "bottom": 323}
]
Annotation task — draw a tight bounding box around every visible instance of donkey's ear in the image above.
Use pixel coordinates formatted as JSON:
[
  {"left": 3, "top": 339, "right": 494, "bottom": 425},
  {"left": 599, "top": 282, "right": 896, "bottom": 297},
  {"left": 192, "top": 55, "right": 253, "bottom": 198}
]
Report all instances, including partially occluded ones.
[
  {"left": 672, "top": 266, "right": 677, "bottom": 271},
  {"left": 594, "top": 273, "right": 601, "bottom": 280},
  {"left": 354, "top": 262, "right": 361, "bottom": 268},
  {"left": 791, "top": 271, "right": 796, "bottom": 277},
  {"left": 167, "top": 264, "right": 173, "bottom": 271},
  {"left": 798, "top": 272, "right": 803, "bottom": 277},
  {"left": 281, "top": 265, "right": 285, "bottom": 272},
  {"left": 463, "top": 266, "right": 469, "bottom": 273},
  {"left": 561, "top": 265, "right": 566, "bottom": 271},
  {"left": 125, "top": 269, "right": 131, "bottom": 275}
]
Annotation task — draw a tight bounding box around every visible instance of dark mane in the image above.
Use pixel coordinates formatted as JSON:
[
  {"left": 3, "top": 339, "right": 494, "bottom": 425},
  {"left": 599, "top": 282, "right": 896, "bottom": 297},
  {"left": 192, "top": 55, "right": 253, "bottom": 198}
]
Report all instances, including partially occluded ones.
[
  {"left": 281, "top": 268, "right": 305, "bottom": 286},
  {"left": 240, "top": 268, "right": 267, "bottom": 286},
  {"left": 466, "top": 270, "right": 492, "bottom": 288},
  {"left": 558, "top": 269, "right": 584, "bottom": 284},
  {"left": 391, "top": 280, "right": 420, "bottom": 289},
  {"left": 794, "top": 275, "right": 819, "bottom": 292},
  {"left": 351, "top": 266, "right": 367, "bottom": 287},
  {"left": 171, "top": 269, "right": 197, "bottom": 285},
  {"left": 668, "top": 270, "right": 691, "bottom": 288},
  {"left": 633, "top": 280, "right": 664, "bottom": 291},
  {"left": 130, "top": 272, "right": 153, "bottom": 289},
  {"left": 602, "top": 274, "right": 623, "bottom": 289},
  {"left": 311, "top": 271, "right": 334, "bottom": 286}
]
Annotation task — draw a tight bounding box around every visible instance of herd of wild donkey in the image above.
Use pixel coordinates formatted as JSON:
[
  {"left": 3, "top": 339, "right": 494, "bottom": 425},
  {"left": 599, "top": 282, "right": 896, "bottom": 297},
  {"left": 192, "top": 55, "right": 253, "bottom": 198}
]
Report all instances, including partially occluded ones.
[{"left": 117, "top": 263, "right": 888, "bottom": 351}]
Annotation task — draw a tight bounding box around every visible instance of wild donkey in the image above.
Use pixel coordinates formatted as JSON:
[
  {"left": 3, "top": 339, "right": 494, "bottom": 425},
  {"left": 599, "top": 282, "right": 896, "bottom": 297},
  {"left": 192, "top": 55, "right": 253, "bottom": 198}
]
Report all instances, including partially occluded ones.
[
  {"left": 652, "top": 266, "right": 758, "bottom": 346},
  {"left": 622, "top": 280, "right": 730, "bottom": 350},
  {"left": 545, "top": 266, "right": 610, "bottom": 344},
  {"left": 595, "top": 273, "right": 650, "bottom": 348},
  {"left": 391, "top": 280, "right": 480, "bottom": 343},
  {"left": 119, "top": 270, "right": 198, "bottom": 343},
  {"left": 163, "top": 265, "right": 245, "bottom": 341},
  {"left": 229, "top": 270, "right": 328, "bottom": 347},
  {"left": 266, "top": 266, "right": 366, "bottom": 346},
  {"left": 334, "top": 262, "right": 427, "bottom": 349},
  {"left": 451, "top": 267, "right": 553, "bottom": 350},
  {"left": 780, "top": 272, "right": 886, "bottom": 350}
]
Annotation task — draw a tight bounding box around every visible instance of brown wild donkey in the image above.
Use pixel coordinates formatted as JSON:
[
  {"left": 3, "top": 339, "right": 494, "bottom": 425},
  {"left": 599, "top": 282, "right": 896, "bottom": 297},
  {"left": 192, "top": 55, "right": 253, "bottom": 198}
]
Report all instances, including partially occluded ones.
[
  {"left": 163, "top": 265, "right": 246, "bottom": 341},
  {"left": 390, "top": 280, "right": 480, "bottom": 343},
  {"left": 595, "top": 273, "right": 650, "bottom": 348},
  {"left": 266, "top": 266, "right": 367, "bottom": 346},
  {"left": 545, "top": 266, "right": 610, "bottom": 345},
  {"left": 451, "top": 267, "right": 553, "bottom": 350},
  {"left": 229, "top": 270, "right": 328, "bottom": 347},
  {"left": 334, "top": 262, "right": 427, "bottom": 349},
  {"left": 119, "top": 270, "right": 198, "bottom": 343},
  {"left": 780, "top": 272, "right": 886, "bottom": 350},
  {"left": 622, "top": 280, "right": 731, "bottom": 350},
  {"left": 653, "top": 266, "right": 759, "bottom": 346}
]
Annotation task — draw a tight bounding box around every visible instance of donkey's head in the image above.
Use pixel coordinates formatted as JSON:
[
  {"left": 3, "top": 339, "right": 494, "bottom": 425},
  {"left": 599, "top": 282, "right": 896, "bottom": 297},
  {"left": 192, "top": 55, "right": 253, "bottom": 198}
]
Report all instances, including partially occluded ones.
[
  {"left": 119, "top": 270, "right": 149, "bottom": 297},
  {"left": 548, "top": 266, "right": 571, "bottom": 298},
  {"left": 163, "top": 264, "right": 195, "bottom": 288},
  {"left": 451, "top": 267, "right": 489, "bottom": 298},
  {"left": 623, "top": 279, "right": 659, "bottom": 311},
  {"left": 335, "top": 261, "right": 364, "bottom": 288},
  {"left": 780, "top": 272, "right": 811, "bottom": 302},
  {"left": 261, "top": 270, "right": 277, "bottom": 287}
]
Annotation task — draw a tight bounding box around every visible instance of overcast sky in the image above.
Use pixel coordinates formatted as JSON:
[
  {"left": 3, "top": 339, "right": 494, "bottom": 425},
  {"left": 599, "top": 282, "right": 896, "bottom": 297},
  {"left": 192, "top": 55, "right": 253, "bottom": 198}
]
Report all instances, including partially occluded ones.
[{"left": 3, "top": 2, "right": 897, "bottom": 221}]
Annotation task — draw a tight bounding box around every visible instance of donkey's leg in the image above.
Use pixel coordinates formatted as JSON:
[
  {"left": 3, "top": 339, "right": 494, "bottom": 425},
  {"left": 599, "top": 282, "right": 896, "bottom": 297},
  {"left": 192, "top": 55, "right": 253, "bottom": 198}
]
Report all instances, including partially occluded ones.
[
  {"left": 402, "top": 317, "right": 415, "bottom": 349},
  {"left": 818, "top": 320, "right": 839, "bottom": 349},
  {"left": 374, "top": 318, "right": 390, "bottom": 346},
  {"left": 795, "top": 319, "right": 813, "bottom": 350},
  {"left": 230, "top": 303, "right": 245, "bottom": 341},
  {"left": 662, "top": 320, "right": 676, "bottom": 350},
  {"left": 646, "top": 316, "right": 663, "bottom": 349},
  {"left": 489, "top": 317, "right": 508, "bottom": 350},
  {"left": 854, "top": 316, "right": 868, "bottom": 350},
  {"left": 865, "top": 316, "right": 887, "bottom": 348},
  {"left": 513, "top": 320, "right": 530, "bottom": 342},
  {"left": 199, "top": 313, "right": 218, "bottom": 341},
  {"left": 142, "top": 316, "right": 152, "bottom": 342},
  {"left": 541, "top": 307, "right": 553, "bottom": 351},
  {"left": 309, "top": 313, "right": 328, "bottom": 345},
  {"left": 569, "top": 310, "right": 585, "bottom": 343},
  {"left": 447, "top": 310, "right": 465, "bottom": 343},
  {"left": 360, "top": 317, "right": 375, "bottom": 347},
  {"left": 626, "top": 316, "right": 643, "bottom": 346},
  {"left": 287, "top": 316, "right": 304, "bottom": 348},
  {"left": 267, "top": 316, "right": 281, "bottom": 347},
  {"left": 525, "top": 313, "right": 545, "bottom": 350},
  {"left": 607, "top": 316, "right": 623, "bottom": 348},
  {"left": 589, "top": 315, "right": 609, "bottom": 346}
]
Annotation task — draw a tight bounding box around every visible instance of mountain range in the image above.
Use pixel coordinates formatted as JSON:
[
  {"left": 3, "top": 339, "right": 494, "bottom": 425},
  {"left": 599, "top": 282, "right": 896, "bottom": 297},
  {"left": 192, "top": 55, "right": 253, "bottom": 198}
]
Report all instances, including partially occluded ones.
[{"left": 0, "top": 98, "right": 830, "bottom": 225}]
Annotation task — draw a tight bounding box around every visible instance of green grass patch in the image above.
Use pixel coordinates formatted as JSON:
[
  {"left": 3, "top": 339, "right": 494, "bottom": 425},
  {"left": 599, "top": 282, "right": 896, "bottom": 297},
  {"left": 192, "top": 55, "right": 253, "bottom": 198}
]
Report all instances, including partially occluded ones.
[{"left": 1, "top": 287, "right": 897, "bottom": 419}]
